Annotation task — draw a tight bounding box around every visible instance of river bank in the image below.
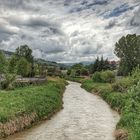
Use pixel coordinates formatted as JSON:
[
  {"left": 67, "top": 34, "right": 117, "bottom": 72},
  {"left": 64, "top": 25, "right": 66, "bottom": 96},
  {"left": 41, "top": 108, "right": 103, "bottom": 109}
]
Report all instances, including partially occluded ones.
[
  {"left": 0, "top": 77, "right": 67, "bottom": 139},
  {"left": 81, "top": 79, "right": 139, "bottom": 140}
]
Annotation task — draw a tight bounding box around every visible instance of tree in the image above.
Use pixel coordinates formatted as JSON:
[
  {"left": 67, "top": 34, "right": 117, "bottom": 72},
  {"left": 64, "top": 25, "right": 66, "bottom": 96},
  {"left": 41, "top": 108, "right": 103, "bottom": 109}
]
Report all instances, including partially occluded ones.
[
  {"left": 90, "top": 57, "right": 99, "bottom": 73},
  {"left": 0, "top": 51, "right": 6, "bottom": 74},
  {"left": 17, "top": 57, "right": 30, "bottom": 77},
  {"left": 15, "top": 45, "right": 35, "bottom": 77},
  {"left": 114, "top": 34, "right": 140, "bottom": 76},
  {"left": 103, "top": 58, "right": 110, "bottom": 70},
  {"left": 81, "top": 68, "right": 89, "bottom": 76},
  {"left": 15, "top": 45, "right": 33, "bottom": 63},
  {"left": 71, "top": 63, "right": 83, "bottom": 70},
  {"left": 8, "top": 55, "right": 18, "bottom": 74},
  {"left": 67, "top": 69, "right": 71, "bottom": 76},
  {"left": 98, "top": 56, "right": 104, "bottom": 71}
]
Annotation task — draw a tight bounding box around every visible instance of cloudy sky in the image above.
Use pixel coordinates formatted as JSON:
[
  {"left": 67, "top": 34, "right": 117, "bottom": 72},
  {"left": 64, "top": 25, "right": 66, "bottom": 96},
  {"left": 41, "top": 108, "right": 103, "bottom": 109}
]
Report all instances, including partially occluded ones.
[{"left": 0, "top": 0, "right": 140, "bottom": 63}]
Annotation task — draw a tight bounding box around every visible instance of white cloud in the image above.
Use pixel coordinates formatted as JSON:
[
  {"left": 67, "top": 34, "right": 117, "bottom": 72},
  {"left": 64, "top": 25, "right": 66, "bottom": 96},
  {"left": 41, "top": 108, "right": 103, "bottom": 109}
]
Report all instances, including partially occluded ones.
[{"left": 0, "top": 0, "right": 139, "bottom": 63}]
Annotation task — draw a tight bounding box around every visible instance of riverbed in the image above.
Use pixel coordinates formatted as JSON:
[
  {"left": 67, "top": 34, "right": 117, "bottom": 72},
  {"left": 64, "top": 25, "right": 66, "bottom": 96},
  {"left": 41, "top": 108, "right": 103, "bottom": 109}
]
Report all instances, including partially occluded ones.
[{"left": 3, "top": 81, "right": 120, "bottom": 140}]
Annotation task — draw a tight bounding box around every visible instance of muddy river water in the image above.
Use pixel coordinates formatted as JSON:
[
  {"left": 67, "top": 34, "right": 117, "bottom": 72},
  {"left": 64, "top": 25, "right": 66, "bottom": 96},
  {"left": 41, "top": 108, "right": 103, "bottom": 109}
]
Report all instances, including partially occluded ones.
[{"left": 4, "top": 81, "right": 120, "bottom": 140}]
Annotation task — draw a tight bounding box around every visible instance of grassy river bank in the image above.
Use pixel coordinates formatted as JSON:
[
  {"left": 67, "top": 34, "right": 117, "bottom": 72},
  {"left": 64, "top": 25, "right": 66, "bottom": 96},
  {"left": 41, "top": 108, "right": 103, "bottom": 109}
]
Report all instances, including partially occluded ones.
[
  {"left": 81, "top": 78, "right": 140, "bottom": 140},
  {"left": 0, "top": 77, "right": 67, "bottom": 138}
]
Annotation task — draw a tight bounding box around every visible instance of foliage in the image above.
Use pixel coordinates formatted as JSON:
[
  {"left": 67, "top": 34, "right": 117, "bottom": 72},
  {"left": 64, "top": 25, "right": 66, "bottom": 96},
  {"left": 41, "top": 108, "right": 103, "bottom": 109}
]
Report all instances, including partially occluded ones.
[
  {"left": 89, "top": 56, "right": 114, "bottom": 74},
  {"left": 15, "top": 45, "right": 33, "bottom": 63},
  {"left": 112, "top": 67, "right": 140, "bottom": 92},
  {"left": 92, "top": 72, "right": 102, "bottom": 82},
  {"left": 67, "top": 63, "right": 89, "bottom": 78},
  {"left": 71, "top": 63, "right": 83, "bottom": 70},
  {"left": 17, "top": 57, "right": 31, "bottom": 77},
  {"left": 0, "top": 51, "right": 7, "bottom": 74},
  {"left": 131, "top": 66, "right": 140, "bottom": 84},
  {"left": 67, "top": 69, "right": 71, "bottom": 76},
  {"left": 92, "top": 70, "right": 115, "bottom": 83},
  {"left": 115, "top": 34, "right": 140, "bottom": 76},
  {"left": 15, "top": 45, "right": 35, "bottom": 77},
  {"left": 0, "top": 73, "right": 16, "bottom": 90},
  {"left": 8, "top": 55, "right": 18, "bottom": 74},
  {"left": 112, "top": 77, "right": 133, "bottom": 92},
  {"left": 47, "top": 66, "right": 61, "bottom": 77},
  {"left": 0, "top": 78, "right": 66, "bottom": 123},
  {"left": 81, "top": 68, "right": 89, "bottom": 76}
]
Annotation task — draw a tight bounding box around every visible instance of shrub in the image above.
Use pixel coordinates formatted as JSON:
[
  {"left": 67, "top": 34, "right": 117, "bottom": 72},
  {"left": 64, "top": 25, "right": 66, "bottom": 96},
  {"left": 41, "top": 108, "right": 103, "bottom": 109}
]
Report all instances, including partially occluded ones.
[
  {"left": 0, "top": 73, "right": 16, "bottom": 90},
  {"left": 131, "top": 67, "right": 140, "bottom": 85},
  {"left": 92, "top": 72, "right": 102, "bottom": 82},
  {"left": 81, "top": 68, "right": 89, "bottom": 76},
  {"left": 112, "top": 77, "right": 133, "bottom": 92},
  {"left": 92, "top": 70, "right": 115, "bottom": 83},
  {"left": 101, "top": 70, "right": 115, "bottom": 83},
  {"left": 112, "top": 67, "right": 140, "bottom": 92}
]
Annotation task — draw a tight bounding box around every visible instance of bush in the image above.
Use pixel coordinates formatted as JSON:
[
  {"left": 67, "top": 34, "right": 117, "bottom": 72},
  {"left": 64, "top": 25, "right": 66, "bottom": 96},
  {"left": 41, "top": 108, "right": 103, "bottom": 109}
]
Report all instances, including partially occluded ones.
[
  {"left": 101, "top": 70, "right": 115, "bottom": 83},
  {"left": 92, "top": 70, "right": 115, "bottom": 83},
  {"left": 112, "top": 67, "right": 140, "bottom": 92},
  {"left": 0, "top": 73, "right": 16, "bottom": 90},
  {"left": 131, "top": 67, "right": 140, "bottom": 85},
  {"left": 92, "top": 72, "right": 102, "bottom": 82},
  {"left": 81, "top": 68, "right": 89, "bottom": 76},
  {"left": 112, "top": 77, "right": 133, "bottom": 92}
]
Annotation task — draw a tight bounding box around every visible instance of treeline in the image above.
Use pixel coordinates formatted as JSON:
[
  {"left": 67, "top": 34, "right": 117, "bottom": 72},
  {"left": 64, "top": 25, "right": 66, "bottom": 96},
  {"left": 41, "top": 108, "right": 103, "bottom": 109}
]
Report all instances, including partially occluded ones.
[
  {"left": 89, "top": 56, "right": 117, "bottom": 74},
  {"left": 67, "top": 56, "right": 117, "bottom": 78},
  {"left": 0, "top": 45, "right": 64, "bottom": 79}
]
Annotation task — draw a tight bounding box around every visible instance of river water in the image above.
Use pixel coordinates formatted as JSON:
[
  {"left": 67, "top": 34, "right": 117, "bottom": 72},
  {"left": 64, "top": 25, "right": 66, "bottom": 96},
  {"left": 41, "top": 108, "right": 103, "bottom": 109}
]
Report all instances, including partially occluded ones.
[{"left": 4, "top": 81, "right": 120, "bottom": 140}]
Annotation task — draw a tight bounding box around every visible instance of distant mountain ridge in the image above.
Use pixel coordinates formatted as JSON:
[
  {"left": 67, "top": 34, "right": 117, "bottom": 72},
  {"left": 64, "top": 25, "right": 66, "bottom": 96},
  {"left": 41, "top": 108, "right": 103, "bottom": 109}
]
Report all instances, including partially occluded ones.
[
  {"left": 0, "top": 49, "right": 67, "bottom": 68},
  {"left": 1, "top": 49, "right": 93, "bottom": 67}
]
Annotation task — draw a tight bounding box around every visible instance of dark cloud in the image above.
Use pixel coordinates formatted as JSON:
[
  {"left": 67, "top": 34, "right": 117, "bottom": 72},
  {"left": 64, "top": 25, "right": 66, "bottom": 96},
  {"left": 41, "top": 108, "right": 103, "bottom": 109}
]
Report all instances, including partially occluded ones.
[
  {"left": 130, "top": 8, "right": 140, "bottom": 27},
  {"left": 69, "top": 0, "right": 109, "bottom": 13},
  {"left": 105, "top": 3, "right": 137, "bottom": 18},
  {"left": 105, "top": 20, "right": 116, "bottom": 29},
  {"left": 0, "top": 0, "right": 39, "bottom": 11}
]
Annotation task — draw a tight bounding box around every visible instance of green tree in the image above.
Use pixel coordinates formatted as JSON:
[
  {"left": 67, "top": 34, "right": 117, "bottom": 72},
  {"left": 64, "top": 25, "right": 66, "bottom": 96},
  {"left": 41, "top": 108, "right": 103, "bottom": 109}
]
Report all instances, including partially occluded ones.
[
  {"left": 15, "top": 45, "right": 35, "bottom": 77},
  {"left": 103, "top": 58, "right": 110, "bottom": 70},
  {"left": 98, "top": 56, "right": 104, "bottom": 71},
  {"left": 0, "top": 51, "right": 6, "bottom": 74},
  {"left": 72, "top": 63, "right": 83, "bottom": 70},
  {"left": 15, "top": 45, "right": 33, "bottom": 63},
  {"left": 90, "top": 57, "right": 100, "bottom": 73},
  {"left": 81, "top": 68, "right": 89, "bottom": 76},
  {"left": 8, "top": 55, "right": 18, "bottom": 74},
  {"left": 114, "top": 34, "right": 140, "bottom": 76},
  {"left": 67, "top": 69, "right": 71, "bottom": 76},
  {"left": 17, "top": 57, "right": 30, "bottom": 77}
]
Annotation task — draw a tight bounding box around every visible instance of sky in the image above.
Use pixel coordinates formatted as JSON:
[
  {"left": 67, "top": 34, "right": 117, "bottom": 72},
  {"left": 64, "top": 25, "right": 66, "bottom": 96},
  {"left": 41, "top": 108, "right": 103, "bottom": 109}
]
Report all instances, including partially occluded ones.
[{"left": 0, "top": 0, "right": 140, "bottom": 63}]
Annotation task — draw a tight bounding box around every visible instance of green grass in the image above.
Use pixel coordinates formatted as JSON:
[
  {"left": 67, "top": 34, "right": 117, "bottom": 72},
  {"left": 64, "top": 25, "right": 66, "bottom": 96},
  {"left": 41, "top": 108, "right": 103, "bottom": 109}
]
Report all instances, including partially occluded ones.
[
  {"left": 0, "top": 78, "right": 66, "bottom": 123},
  {"left": 81, "top": 79, "right": 140, "bottom": 140}
]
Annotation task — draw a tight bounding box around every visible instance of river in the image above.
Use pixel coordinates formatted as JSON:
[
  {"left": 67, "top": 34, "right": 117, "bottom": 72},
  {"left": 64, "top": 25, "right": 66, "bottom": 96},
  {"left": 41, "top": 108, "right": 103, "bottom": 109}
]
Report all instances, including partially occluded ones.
[{"left": 3, "top": 81, "right": 120, "bottom": 140}]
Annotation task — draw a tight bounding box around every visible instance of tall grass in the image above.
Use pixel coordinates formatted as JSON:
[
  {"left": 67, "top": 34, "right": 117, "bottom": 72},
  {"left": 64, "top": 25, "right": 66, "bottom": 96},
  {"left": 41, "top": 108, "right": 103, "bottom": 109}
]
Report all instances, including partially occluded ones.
[{"left": 0, "top": 78, "right": 66, "bottom": 123}]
